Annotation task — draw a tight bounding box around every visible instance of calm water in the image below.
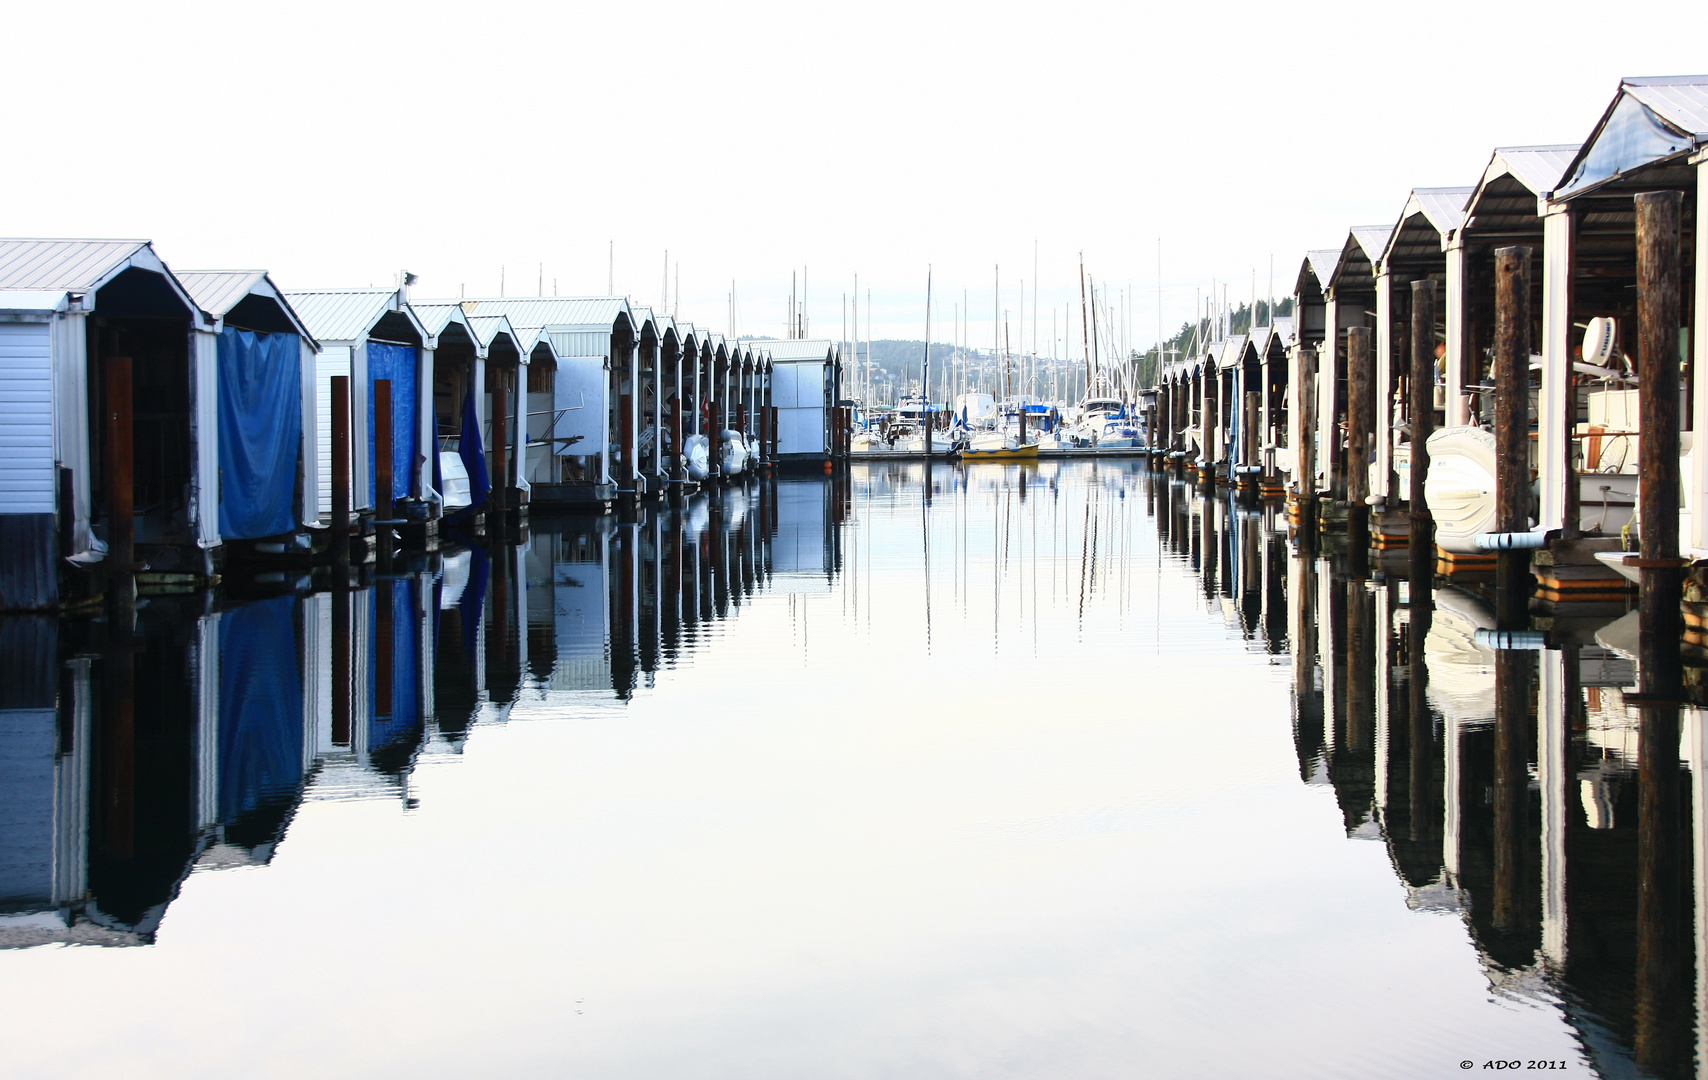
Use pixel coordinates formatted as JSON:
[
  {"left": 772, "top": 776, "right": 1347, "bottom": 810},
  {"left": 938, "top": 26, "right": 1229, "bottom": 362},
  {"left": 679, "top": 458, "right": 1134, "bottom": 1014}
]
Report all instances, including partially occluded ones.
[{"left": 0, "top": 462, "right": 1698, "bottom": 1078}]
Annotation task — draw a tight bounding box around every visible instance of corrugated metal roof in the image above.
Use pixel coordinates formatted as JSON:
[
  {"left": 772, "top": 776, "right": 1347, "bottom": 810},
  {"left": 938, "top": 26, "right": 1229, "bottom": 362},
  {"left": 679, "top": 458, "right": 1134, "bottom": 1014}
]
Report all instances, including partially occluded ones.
[
  {"left": 1412, "top": 188, "right": 1472, "bottom": 237},
  {"left": 1494, "top": 145, "right": 1578, "bottom": 196},
  {"left": 0, "top": 290, "right": 69, "bottom": 315},
  {"left": 284, "top": 289, "right": 398, "bottom": 343},
  {"left": 1349, "top": 225, "right": 1393, "bottom": 264},
  {"left": 1624, "top": 74, "right": 1708, "bottom": 138},
  {"left": 178, "top": 269, "right": 318, "bottom": 343},
  {"left": 758, "top": 338, "right": 834, "bottom": 362},
  {"left": 468, "top": 313, "right": 522, "bottom": 353},
  {"left": 448, "top": 297, "right": 633, "bottom": 333},
  {"left": 175, "top": 270, "right": 266, "bottom": 316},
  {"left": 515, "top": 326, "right": 559, "bottom": 360},
  {"left": 0, "top": 239, "right": 149, "bottom": 291}
]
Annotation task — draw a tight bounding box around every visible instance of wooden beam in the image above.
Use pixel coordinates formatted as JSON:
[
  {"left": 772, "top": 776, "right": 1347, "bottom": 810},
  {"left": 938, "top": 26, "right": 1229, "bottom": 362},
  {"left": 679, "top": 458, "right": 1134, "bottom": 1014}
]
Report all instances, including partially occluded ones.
[{"left": 1494, "top": 246, "right": 1532, "bottom": 625}]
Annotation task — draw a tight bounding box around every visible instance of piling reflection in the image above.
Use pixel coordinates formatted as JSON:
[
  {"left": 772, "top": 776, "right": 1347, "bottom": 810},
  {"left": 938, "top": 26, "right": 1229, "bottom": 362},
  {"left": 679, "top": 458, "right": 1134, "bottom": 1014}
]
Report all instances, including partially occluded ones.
[
  {"left": 1153, "top": 460, "right": 1700, "bottom": 1080},
  {"left": 0, "top": 477, "right": 844, "bottom": 948}
]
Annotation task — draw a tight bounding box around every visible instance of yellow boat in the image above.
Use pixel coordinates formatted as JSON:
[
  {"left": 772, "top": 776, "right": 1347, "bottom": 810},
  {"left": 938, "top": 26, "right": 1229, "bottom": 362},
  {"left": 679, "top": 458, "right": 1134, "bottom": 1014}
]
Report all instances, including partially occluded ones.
[{"left": 958, "top": 443, "right": 1040, "bottom": 462}]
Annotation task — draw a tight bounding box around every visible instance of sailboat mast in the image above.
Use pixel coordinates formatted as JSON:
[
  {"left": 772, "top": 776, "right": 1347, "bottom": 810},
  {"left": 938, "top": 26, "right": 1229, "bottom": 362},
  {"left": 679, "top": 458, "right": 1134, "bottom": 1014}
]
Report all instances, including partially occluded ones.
[
  {"left": 924, "top": 267, "right": 933, "bottom": 457},
  {"left": 1078, "top": 253, "right": 1092, "bottom": 397}
]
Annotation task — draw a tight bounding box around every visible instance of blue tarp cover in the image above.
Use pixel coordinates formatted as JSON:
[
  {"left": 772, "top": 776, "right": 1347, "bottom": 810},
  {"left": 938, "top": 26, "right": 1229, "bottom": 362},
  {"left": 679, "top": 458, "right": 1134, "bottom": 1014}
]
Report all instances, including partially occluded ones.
[
  {"left": 217, "top": 328, "right": 301, "bottom": 539},
  {"left": 458, "top": 388, "right": 491, "bottom": 506},
  {"left": 218, "top": 596, "right": 304, "bottom": 823},
  {"left": 367, "top": 342, "right": 418, "bottom": 505}
]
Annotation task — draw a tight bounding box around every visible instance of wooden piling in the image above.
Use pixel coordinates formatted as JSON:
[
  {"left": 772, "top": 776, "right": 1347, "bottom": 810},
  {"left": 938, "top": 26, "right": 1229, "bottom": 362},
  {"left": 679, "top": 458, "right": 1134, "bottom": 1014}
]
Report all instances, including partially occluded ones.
[
  {"left": 1346, "top": 326, "right": 1372, "bottom": 552},
  {"left": 375, "top": 378, "right": 393, "bottom": 522},
  {"left": 104, "top": 355, "right": 133, "bottom": 577},
  {"left": 1297, "top": 346, "right": 1318, "bottom": 536},
  {"left": 331, "top": 375, "right": 350, "bottom": 565},
  {"left": 1636, "top": 190, "right": 1685, "bottom": 644},
  {"left": 1493, "top": 247, "right": 1531, "bottom": 625}
]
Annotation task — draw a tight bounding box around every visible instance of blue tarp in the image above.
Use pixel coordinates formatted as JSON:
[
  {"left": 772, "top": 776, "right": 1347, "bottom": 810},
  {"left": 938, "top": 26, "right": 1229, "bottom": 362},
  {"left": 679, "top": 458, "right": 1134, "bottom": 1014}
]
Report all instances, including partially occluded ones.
[
  {"left": 458, "top": 388, "right": 491, "bottom": 507},
  {"left": 218, "top": 597, "right": 304, "bottom": 823},
  {"left": 217, "top": 328, "right": 301, "bottom": 539},
  {"left": 367, "top": 342, "right": 418, "bottom": 505}
]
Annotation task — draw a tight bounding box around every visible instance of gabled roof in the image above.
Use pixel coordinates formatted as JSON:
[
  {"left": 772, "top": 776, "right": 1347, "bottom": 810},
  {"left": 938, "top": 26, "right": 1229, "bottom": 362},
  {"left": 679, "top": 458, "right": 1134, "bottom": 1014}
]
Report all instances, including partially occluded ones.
[
  {"left": 285, "top": 288, "right": 424, "bottom": 345},
  {"left": 1252, "top": 318, "right": 1296, "bottom": 356},
  {"left": 758, "top": 338, "right": 836, "bottom": 363},
  {"left": 1556, "top": 74, "right": 1708, "bottom": 200},
  {"left": 468, "top": 314, "right": 525, "bottom": 361},
  {"left": 448, "top": 297, "right": 634, "bottom": 334},
  {"left": 177, "top": 270, "right": 317, "bottom": 343},
  {"left": 1459, "top": 146, "right": 1578, "bottom": 241},
  {"left": 1295, "top": 250, "right": 1341, "bottom": 296},
  {"left": 1328, "top": 226, "right": 1393, "bottom": 294},
  {"left": 514, "top": 327, "right": 564, "bottom": 366},
  {"left": 0, "top": 239, "right": 202, "bottom": 322},
  {"left": 1382, "top": 187, "right": 1475, "bottom": 268}
]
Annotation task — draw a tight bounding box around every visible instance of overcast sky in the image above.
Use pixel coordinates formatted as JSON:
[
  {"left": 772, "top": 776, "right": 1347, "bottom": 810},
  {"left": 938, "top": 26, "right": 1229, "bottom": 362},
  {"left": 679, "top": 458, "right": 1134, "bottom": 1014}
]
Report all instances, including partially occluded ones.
[{"left": 5, "top": 0, "right": 1702, "bottom": 354}]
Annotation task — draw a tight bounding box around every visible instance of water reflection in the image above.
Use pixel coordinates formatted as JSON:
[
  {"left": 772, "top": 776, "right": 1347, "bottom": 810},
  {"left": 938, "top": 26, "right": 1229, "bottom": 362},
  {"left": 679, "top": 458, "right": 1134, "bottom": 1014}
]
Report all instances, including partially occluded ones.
[
  {"left": 0, "top": 476, "right": 848, "bottom": 948},
  {"left": 0, "top": 463, "right": 1701, "bottom": 1078}
]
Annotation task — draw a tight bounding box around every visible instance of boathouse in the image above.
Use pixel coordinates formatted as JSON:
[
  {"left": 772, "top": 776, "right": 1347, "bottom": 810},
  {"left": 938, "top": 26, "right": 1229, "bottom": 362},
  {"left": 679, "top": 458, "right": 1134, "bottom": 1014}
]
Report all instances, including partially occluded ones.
[
  {"left": 1289, "top": 249, "right": 1338, "bottom": 499},
  {"left": 283, "top": 285, "right": 432, "bottom": 522},
  {"left": 1543, "top": 75, "right": 1706, "bottom": 553},
  {"left": 176, "top": 271, "right": 320, "bottom": 544},
  {"left": 1322, "top": 225, "right": 1393, "bottom": 508},
  {"left": 468, "top": 314, "right": 528, "bottom": 519},
  {"left": 1374, "top": 187, "right": 1473, "bottom": 511},
  {"left": 0, "top": 240, "right": 217, "bottom": 608},
  {"left": 766, "top": 338, "right": 840, "bottom": 467},
  {"left": 448, "top": 298, "right": 637, "bottom": 509}
]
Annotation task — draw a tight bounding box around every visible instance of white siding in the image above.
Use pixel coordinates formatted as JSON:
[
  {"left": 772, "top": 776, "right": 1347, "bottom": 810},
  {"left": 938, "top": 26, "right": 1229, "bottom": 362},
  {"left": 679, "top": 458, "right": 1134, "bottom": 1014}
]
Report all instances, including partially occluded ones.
[
  {"left": 315, "top": 346, "right": 352, "bottom": 518},
  {"left": 777, "top": 406, "right": 826, "bottom": 455},
  {"left": 0, "top": 322, "right": 56, "bottom": 514}
]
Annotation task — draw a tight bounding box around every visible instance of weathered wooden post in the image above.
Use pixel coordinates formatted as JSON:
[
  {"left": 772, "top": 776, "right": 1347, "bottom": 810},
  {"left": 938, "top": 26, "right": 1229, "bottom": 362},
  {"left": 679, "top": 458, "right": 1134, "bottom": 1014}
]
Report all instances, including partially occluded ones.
[
  {"left": 1636, "top": 190, "right": 1684, "bottom": 644},
  {"left": 1493, "top": 247, "right": 1531, "bottom": 626},
  {"left": 330, "top": 374, "right": 351, "bottom": 566},
  {"left": 375, "top": 378, "right": 394, "bottom": 523},
  {"left": 104, "top": 355, "right": 134, "bottom": 583},
  {"left": 1202, "top": 361, "right": 1219, "bottom": 485},
  {"left": 1346, "top": 326, "right": 1373, "bottom": 555},
  {"left": 1410, "top": 280, "right": 1437, "bottom": 566},
  {"left": 1492, "top": 645, "right": 1530, "bottom": 932}
]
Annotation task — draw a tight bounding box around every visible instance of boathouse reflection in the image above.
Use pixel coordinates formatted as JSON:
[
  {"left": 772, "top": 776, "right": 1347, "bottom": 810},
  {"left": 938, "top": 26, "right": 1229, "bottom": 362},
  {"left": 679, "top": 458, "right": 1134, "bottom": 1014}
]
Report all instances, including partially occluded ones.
[{"left": 0, "top": 479, "right": 839, "bottom": 948}]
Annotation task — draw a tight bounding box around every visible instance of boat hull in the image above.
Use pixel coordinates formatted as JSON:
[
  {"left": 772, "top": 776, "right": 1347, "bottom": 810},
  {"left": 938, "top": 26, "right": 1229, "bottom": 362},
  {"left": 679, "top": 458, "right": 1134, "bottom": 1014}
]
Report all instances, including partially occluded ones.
[{"left": 959, "top": 445, "right": 1040, "bottom": 461}]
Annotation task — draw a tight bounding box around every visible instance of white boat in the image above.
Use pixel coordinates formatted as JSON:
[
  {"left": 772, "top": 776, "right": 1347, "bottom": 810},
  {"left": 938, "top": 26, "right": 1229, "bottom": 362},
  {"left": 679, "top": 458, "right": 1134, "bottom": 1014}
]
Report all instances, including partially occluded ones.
[
  {"left": 684, "top": 434, "right": 711, "bottom": 481},
  {"left": 439, "top": 451, "right": 473, "bottom": 510}
]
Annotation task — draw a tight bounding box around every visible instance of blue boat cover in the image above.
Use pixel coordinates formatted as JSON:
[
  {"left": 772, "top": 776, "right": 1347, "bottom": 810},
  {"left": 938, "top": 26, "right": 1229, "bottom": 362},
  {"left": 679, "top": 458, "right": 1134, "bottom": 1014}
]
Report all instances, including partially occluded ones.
[
  {"left": 367, "top": 342, "right": 418, "bottom": 505},
  {"left": 458, "top": 388, "right": 491, "bottom": 507},
  {"left": 218, "top": 596, "right": 304, "bottom": 823},
  {"left": 217, "top": 328, "right": 301, "bottom": 539}
]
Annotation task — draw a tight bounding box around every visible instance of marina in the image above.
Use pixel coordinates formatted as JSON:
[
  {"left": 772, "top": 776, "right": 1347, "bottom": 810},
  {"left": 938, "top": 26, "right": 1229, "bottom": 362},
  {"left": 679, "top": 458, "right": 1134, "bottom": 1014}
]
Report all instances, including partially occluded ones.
[{"left": 3, "top": 3, "right": 1708, "bottom": 1067}]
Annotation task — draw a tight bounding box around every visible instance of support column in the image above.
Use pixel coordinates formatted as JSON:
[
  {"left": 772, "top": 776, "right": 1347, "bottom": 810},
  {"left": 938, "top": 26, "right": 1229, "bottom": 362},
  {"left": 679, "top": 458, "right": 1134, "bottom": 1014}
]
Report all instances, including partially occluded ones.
[
  {"left": 1691, "top": 156, "right": 1708, "bottom": 552},
  {"left": 1444, "top": 241, "right": 1470, "bottom": 428},
  {"left": 1346, "top": 325, "right": 1372, "bottom": 544},
  {"left": 1374, "top": 270, "right": 1394, "bottom": 503},
  {"left": 418, "top": 344, "right": 437, "bottom": 504},
  {"left": 1541, "top": 207, "right": 1574, "bottom": 534}
]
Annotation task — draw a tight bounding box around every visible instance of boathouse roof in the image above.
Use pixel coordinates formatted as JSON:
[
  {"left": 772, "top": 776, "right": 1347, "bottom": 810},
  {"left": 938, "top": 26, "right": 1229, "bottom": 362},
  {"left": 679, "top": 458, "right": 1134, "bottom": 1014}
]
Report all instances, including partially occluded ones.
[
  {"left": 1556, "top": 74, "right": 1708, "bottom": 200},
  {"left": 1379, "top": 187, "right": 1475, "bottom": 270},
  {"left": 1458, "top": 146, "right": 1578, "bottom": 242},
  {"left": 762, "top": 338, "right": 836, "bottom": 363},
  {"left": 0, "top": 239, "right": 203, "bottom": 323},
  {"left": 468, "top": 314, "right": 525, "bottom": 362},
  {"left": 177, "top": 270, "right": 318, "bottom": 342},
  {"left": 1327, "top": 226, "right": 1393, "bottom": 294},
  {"left": 408, "top": 301, "right": 485, "bottom": 356},
  {"left": 450, "top": 297, "right": 635, "bottom": 334},
  {"left": 1294, "top": 250, "right": 1340, "bottom": 297},
  {"left": 285, "top": 288, "right": 425, "bottom": 346}
]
